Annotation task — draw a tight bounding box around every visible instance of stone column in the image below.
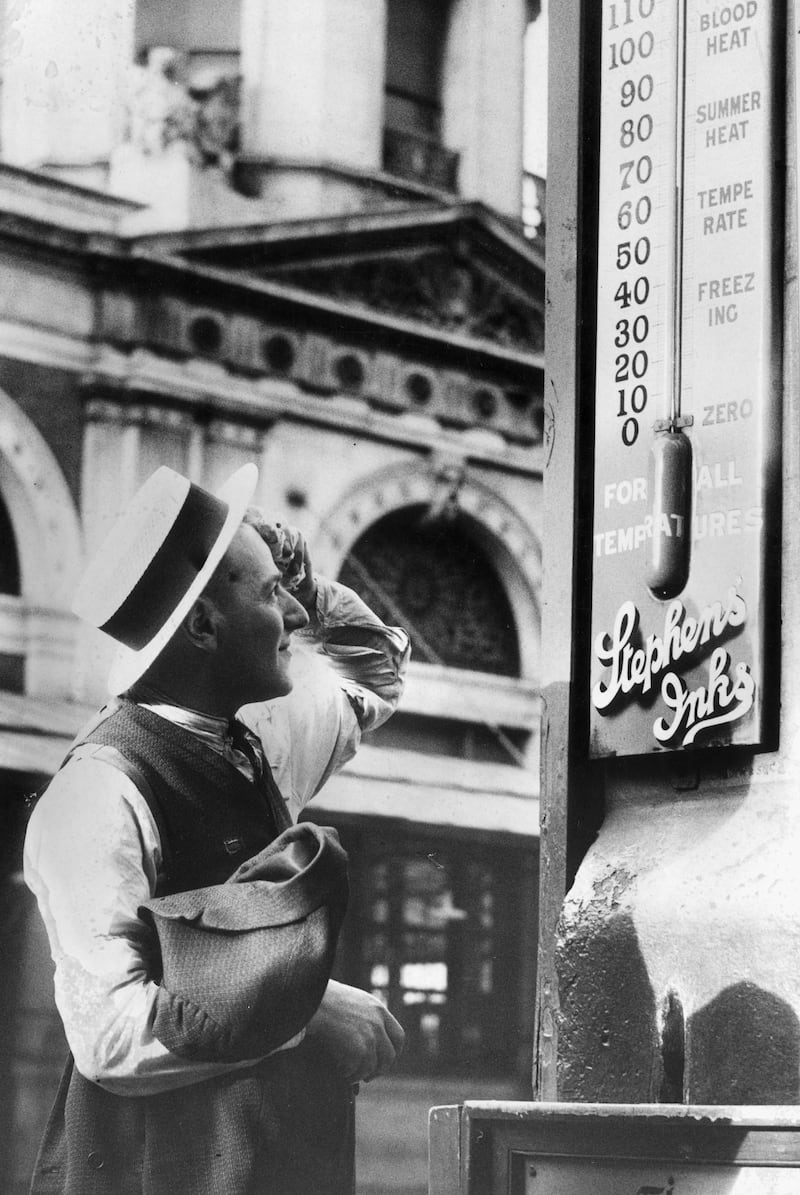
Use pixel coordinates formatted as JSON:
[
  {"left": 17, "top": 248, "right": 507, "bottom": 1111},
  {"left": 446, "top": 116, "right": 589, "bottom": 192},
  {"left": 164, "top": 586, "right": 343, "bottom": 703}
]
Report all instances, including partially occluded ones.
[
  {"left": 239, "top": 0, "right": 387, "bottom": 171},
  {"left": 441, "top": 0, "right": 527, "bottom": 221},
  {"left": 0, "top": 0, "right": 134, "bottom": 168}
]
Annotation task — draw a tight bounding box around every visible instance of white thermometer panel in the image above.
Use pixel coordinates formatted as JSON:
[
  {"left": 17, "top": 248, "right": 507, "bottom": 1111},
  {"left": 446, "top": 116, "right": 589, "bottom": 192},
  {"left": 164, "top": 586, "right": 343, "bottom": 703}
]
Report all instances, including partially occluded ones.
[{"left": 589, "top": 0, "right": 779, "bottom": 756}]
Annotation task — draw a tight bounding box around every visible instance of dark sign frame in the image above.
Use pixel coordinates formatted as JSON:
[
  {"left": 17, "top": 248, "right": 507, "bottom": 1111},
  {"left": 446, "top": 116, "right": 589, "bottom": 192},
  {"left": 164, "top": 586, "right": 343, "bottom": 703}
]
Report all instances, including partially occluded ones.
[
  {"left": 586, "top": 0, "right": 784, "bottom": 759},
  {"left": 429, "top": 1102, "right": 800, "bottom": 1195}
]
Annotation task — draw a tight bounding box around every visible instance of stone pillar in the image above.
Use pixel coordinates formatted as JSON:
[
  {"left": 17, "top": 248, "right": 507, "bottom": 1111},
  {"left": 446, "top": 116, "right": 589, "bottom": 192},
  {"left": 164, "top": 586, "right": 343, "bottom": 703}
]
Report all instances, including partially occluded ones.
[
  {"left": 441, "top": 0, "right": 527, "bottom": 221},
  {"left": 555, "top": 772, "right": 800, "bottom": 1104},
  {"left": 538, "top": 8, "right": 800, "bottom": 1108},
  {"left": 239, "top": 0, "right": 387, "bottom": 171},
  {"left": 0, "top": 0, "right": 134, "bottom": 168}
]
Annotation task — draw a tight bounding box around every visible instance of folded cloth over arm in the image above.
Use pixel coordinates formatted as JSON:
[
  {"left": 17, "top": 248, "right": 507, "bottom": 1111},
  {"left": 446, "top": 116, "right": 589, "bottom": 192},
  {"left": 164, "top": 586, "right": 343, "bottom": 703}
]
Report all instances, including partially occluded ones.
[{"left": 138, "top": 822, "right": 349, "bottom": 1063}]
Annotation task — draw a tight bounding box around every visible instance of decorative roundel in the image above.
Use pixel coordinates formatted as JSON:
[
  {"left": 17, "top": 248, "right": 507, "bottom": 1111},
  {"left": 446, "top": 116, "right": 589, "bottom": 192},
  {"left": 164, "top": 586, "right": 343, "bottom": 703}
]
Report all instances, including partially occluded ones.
[
  {"left": 334, "top": 353, "right": 366, "bottom": 391},
  {"left": 473, "top": 388, "right": 498, "bottom": 419},
  {"left": 505, "top": 388, "right": 533, "bottom": 411},
  {"left": 188, "top": 314, "right": 224, "bottom": 356},
  {"left": 405, "top": 372, "right": 433, "bottom": 405},
  {"left": 262, "top": 333, "right": 296, "bottom": 374}
]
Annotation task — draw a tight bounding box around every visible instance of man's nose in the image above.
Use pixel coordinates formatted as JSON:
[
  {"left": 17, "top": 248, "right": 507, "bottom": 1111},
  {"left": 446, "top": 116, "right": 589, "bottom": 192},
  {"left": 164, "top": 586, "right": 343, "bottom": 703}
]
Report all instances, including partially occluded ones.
[{"left": 280, "top": 587, "right": 310, "bottom": 630}]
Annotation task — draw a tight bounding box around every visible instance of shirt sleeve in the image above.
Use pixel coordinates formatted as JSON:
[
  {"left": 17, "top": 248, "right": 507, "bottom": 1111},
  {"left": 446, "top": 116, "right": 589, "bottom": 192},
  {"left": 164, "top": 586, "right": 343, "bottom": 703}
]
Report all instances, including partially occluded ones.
[
  {"left": 23, "top": 756, "right": 296, "bottom": 1097},
  {"left": 240, "top": 575, "right": 410, "bottom": 819}
]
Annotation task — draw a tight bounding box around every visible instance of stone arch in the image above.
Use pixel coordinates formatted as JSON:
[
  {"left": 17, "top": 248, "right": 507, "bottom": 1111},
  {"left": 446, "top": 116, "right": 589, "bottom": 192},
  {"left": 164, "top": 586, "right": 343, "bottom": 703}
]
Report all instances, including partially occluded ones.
[
  {"left": 312, "top": 459, "right": 542, "bottom": 681},
  {"left": 0, "top": 389, "right": 83, "bottom": 610}
]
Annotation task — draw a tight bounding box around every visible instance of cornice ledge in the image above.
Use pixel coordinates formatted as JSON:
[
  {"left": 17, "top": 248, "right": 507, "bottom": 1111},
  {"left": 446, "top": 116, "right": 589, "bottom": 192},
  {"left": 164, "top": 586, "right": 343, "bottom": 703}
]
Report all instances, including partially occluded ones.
[{"left": 80, "top": 347, "right": 544, "bottom": 475}]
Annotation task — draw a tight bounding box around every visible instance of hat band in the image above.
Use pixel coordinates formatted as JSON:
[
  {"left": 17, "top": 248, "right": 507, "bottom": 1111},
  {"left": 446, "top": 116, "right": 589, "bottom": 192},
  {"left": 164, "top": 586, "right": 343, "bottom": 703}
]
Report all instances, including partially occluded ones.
[{"left": 100, "top": 483, "right": 230, "bottom": 650}]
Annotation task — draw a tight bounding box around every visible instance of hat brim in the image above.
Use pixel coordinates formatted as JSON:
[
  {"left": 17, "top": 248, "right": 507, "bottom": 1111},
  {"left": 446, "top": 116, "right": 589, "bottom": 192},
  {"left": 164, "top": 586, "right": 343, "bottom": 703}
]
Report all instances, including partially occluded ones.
[{"left": 106, "top": 463, "right": 259, "bottom": 696}]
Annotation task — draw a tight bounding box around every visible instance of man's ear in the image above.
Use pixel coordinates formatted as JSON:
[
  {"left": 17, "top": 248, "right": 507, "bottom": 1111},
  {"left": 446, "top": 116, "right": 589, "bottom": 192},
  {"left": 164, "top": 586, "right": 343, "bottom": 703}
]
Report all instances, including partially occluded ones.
[{"left": 180, "top": 594, "right": 220, "bottom": 652}]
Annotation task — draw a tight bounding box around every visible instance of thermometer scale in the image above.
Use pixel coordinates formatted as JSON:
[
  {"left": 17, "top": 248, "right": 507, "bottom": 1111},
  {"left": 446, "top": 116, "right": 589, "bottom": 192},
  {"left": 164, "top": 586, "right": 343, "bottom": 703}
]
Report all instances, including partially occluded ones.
[
  {"left": 648, "top": 0, "right": 692, "bottom": 601},
  {"left": 589, "top": 0, "right": 780, "bottom": 756}
]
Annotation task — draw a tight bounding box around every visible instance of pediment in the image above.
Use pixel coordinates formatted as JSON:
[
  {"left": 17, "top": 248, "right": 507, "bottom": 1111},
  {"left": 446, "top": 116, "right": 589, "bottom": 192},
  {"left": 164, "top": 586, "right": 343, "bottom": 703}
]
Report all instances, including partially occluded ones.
[
  {"left": 131, "top": 203, "right": 545, "bottom": 356},
  {"left": 267, "top": 247, "right": 544, "bottom": 355}
]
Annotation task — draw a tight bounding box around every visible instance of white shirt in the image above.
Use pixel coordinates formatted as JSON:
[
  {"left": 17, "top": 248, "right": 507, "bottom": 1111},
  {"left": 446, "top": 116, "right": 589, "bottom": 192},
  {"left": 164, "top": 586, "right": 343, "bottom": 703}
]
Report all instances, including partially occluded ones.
[{"left": 24, "top": 578, "right": 409, "bottom": 1096}]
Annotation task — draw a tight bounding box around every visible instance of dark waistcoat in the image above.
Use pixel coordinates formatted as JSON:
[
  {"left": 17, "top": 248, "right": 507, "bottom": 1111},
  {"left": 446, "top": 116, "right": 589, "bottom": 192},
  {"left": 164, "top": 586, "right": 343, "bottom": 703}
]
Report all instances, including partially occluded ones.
[{"left": 30, "top": 701, "right": 354, "bottom": 1195}]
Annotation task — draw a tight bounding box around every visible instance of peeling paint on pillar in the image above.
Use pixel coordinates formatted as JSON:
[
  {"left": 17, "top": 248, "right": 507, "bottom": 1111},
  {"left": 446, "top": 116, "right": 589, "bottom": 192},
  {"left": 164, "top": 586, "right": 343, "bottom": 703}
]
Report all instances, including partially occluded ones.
[
  {"left": 556, "top": 862, "right": 662, "bottom": 1102},
  {"left": 554, "top": 774, "right": 800, "bottom": 1105},
  {"left": 540, "top": 0, "right": 800, "bottom": 1116}
]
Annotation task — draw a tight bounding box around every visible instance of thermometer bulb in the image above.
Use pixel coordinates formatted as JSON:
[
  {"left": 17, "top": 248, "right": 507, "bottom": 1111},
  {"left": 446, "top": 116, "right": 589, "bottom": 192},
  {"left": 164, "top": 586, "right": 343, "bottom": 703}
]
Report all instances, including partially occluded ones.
[{"left": 646, "top": 428, "right": 693, "bottom": 600}]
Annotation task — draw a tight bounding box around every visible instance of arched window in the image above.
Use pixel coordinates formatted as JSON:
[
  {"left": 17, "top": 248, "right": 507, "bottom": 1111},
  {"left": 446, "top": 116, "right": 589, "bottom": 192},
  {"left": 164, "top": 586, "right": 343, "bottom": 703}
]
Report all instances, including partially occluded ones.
[
  {"left": 324, "top": 499, "right": 539, "bottom": 1097},
  {"left": 338, "top": 505, "right": 520, "bottom": 677}
]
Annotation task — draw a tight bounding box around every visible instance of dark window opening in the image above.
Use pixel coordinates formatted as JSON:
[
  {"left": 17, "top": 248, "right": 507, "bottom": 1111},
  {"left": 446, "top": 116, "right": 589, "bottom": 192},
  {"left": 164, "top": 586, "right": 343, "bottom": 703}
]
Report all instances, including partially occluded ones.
[
  {"left": 0, "top": 656, "right": 24, "bottom": 693},
  {"left": 133, "top": 0, "right": 241, "bottom": 92},
  {"left": 135, "top": 0, "right": 241, "bottom": 59},
  {"left": 188, "top": 315, "right": 223, "bottom": 356},
  {"left": 328, "top": 827, "right": 537, "bottom": 1078},
  {"left": 0, "top": 495, "right": 21, "bottom": 596},
  {"left": 262, "top": 334, "right": 296, "bottom": 374},
  {"left": 369, "top": 712, "right": 528, "bottom": 765},
  {"left": 406, "top": 372, "right": 433, "bottom": 405},
  {"left": 385, "top": 0, "right": 449, "bottom": 138},
  {"left": 334, "top": 354, "right": 366, "bottom": 392},
  {"left": 339, "top": 506, "right": 520, "bottom": 677},
  {"left": 383, "top": 0, "right": 459, "bottom": 190}
]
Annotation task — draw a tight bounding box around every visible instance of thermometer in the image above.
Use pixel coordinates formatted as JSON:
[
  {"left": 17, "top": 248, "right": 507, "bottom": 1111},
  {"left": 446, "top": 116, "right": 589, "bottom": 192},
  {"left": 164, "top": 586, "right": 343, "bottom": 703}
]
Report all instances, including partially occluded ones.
[{"left": 589, "top": 0, "right": 780, "bottom": 755}]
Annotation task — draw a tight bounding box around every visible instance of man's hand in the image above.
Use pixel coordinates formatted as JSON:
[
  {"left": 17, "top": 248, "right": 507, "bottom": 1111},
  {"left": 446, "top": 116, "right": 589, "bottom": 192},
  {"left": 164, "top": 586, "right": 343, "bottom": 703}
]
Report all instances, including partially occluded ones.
[
  {"left": 289, "top": 536, "right": 318, "bottom": 613},
  {"left": 244, "top": 511, "right": 318, "bottom": 613},
  {"left": 305, "top": 979, "right": 405, "bottom": 1083}
]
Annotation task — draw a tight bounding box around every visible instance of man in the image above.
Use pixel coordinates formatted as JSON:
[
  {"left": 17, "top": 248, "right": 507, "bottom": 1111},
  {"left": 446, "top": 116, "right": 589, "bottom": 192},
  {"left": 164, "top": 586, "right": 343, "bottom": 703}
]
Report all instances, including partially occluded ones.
[{"left": 24, "top": 462, "right": 409, "bottom": 1194}]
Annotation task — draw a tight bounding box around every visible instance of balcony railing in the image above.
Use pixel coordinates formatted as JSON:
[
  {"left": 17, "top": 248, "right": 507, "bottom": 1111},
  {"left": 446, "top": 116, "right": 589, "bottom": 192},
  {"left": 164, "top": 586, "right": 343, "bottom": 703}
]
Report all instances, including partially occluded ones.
[
  {"left": 382, "top": 126, "right": 459, "bottom": 193},
  {"left": 522, "top": 170, "right": 546, "bottom": 243}
]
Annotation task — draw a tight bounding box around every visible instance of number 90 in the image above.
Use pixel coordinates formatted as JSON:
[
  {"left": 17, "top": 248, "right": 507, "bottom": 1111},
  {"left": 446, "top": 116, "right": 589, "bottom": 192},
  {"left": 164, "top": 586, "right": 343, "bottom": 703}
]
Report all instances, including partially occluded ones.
[{"left": 620, "top": 73, "right": 654, "bottom": 108}]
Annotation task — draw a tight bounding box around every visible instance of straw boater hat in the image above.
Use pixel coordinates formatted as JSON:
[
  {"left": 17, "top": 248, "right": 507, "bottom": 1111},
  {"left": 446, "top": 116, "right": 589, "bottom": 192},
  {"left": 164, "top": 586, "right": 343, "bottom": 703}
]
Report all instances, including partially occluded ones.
[
  {"left": 73, "top": 465, "right": 350, "bottom": 1069},
  {"left": 72, "top": 463, "right": 258, "bottom": 696}
]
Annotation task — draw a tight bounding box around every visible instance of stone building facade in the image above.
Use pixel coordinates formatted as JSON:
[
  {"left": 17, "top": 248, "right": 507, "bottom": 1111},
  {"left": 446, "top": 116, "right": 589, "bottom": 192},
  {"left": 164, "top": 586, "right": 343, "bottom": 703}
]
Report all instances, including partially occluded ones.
[{"left": 0, "top": 2, "right": 545, "bottom": 1189}]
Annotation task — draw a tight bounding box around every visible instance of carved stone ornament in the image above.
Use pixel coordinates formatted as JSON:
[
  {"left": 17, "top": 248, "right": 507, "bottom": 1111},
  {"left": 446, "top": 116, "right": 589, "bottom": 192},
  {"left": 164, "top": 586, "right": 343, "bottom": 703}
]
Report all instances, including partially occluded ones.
[
  {"left": 275, "top": 253, "right": 545, "bottom": 353},
  {"left": 122, "top": 47, "right": 240, "bottom": 167},
  {"left": 338, "top": 506, "right": 521, "bottom": 676}
]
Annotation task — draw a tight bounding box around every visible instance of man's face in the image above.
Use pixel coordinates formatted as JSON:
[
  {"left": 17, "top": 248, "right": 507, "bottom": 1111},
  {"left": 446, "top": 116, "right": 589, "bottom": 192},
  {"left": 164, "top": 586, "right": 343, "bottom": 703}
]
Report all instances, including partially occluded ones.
[{"left": 209, "top": 524, "right": 309, "bottom": 705}]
